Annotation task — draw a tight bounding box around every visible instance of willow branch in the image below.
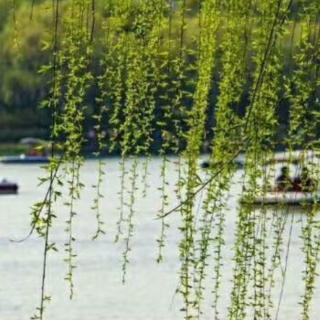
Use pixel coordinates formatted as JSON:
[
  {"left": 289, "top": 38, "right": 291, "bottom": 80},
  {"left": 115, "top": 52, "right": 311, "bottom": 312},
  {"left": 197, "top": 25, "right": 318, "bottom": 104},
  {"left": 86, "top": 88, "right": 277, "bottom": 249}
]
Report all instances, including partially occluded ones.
[
  {"left": 10, "top": 153, "right": 64, "bottom": 243},
  {"left": 158, "top": 144, "right": 245, "bottom": 219}
]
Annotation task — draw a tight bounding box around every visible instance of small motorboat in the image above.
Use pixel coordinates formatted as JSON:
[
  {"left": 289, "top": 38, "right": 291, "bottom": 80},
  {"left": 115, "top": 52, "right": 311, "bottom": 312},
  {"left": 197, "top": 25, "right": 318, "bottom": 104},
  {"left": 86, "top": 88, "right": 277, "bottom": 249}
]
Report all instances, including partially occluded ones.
[
  {"left": 200, "top": 158, "right": 244, "bottom": 170},
  {"left": 240, "top": 150, "right": 320, "bottom": 206},
  {"left": 201, "top": 161, "right": 210, "bottom": 169},
  {"left": 0, "top": 154, "right": 49, "bottom": 164},
  {"left": 1, "top": 137, "right": 51, "bottom": 164},
  {"left": 0, "top": 179, "right": 18, "bottom": 195},
  {"left": 241, "top": 191, "right": 320, "bottom": 206}
]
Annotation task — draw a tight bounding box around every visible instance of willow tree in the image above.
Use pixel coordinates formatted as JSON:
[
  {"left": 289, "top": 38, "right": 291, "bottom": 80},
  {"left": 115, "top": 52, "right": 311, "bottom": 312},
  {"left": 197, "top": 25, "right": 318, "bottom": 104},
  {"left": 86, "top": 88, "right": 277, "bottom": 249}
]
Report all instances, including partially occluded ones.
[{"left": 10, "top": 0, "right": 320, "bottom": 319}]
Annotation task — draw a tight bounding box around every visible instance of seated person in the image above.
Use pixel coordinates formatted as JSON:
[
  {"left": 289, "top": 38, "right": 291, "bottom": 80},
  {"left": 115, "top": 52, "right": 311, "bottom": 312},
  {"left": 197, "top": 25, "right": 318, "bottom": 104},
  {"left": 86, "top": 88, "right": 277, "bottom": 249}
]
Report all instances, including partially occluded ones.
[
  {"left": 276, "top": 166, "right": 293, "bottom": 191},
  {"left": 293, "top": 167, "right": 316, "bottom": 192}
]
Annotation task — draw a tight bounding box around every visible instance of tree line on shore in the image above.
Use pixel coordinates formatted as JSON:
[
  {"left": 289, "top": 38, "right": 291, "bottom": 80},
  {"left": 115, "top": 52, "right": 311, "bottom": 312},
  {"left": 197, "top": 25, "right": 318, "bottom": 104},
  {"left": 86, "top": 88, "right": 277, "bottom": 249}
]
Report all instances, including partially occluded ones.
[{"left": 0, "top": 0, "right": 315, "bottom": 151}]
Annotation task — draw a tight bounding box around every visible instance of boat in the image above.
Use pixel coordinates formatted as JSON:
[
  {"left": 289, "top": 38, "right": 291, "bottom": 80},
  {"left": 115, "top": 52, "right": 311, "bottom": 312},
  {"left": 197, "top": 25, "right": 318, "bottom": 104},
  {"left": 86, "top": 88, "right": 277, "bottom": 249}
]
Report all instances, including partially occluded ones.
[
  {"left": 200, "top": 161, "right": 210, "bottom": 169},
  {"left": 241, "top": 191, "right": 320, "bottom": 206},
  {"left": 0, "top": 179, "right": 18, "bottom": 195},
  {"left": 240, "top": 150, "right": 320, "bottom": 206},
  {"left": 200, "top": 155, "right": 244, "bottom": 170},
  {"left": 0, "top": 154, "right": 49, "bottom": 164},
  {"left": 0, "top": 137, "right": 51, "bottom": 164}
]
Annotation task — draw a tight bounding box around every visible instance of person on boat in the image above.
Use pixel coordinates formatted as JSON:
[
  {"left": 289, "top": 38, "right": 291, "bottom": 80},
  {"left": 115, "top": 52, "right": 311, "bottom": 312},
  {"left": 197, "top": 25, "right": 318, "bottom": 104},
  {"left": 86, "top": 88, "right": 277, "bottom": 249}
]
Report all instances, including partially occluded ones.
[
  {"left": 293, "top": 167, "right": 316, "bottom": 192},
  {"left": 276, "top": 166, "right": 293, "bottom": 191}
]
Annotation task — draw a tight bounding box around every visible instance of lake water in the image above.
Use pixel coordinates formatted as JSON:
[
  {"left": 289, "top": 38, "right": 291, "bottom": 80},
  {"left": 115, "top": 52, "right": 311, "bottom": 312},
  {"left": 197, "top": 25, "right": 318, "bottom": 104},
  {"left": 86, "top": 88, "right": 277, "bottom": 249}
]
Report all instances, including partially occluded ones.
[{"left": 0, "top": 158, "right": 319, "bottom": 320}]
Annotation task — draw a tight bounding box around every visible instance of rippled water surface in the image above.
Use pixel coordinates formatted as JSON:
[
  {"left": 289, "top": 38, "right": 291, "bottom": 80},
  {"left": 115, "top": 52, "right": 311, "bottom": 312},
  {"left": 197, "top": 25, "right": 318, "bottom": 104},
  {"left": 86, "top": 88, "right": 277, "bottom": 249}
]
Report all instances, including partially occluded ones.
[{"left": 0, "top": 158, "right": 319, "bottom": 320}]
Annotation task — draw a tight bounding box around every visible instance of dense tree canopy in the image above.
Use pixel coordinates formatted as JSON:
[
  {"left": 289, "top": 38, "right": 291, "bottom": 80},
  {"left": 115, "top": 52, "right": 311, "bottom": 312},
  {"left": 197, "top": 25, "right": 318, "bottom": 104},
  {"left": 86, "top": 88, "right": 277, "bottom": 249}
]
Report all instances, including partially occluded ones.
[{"left": 0, "top": 0, "right": 317, "bottom": 146}]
